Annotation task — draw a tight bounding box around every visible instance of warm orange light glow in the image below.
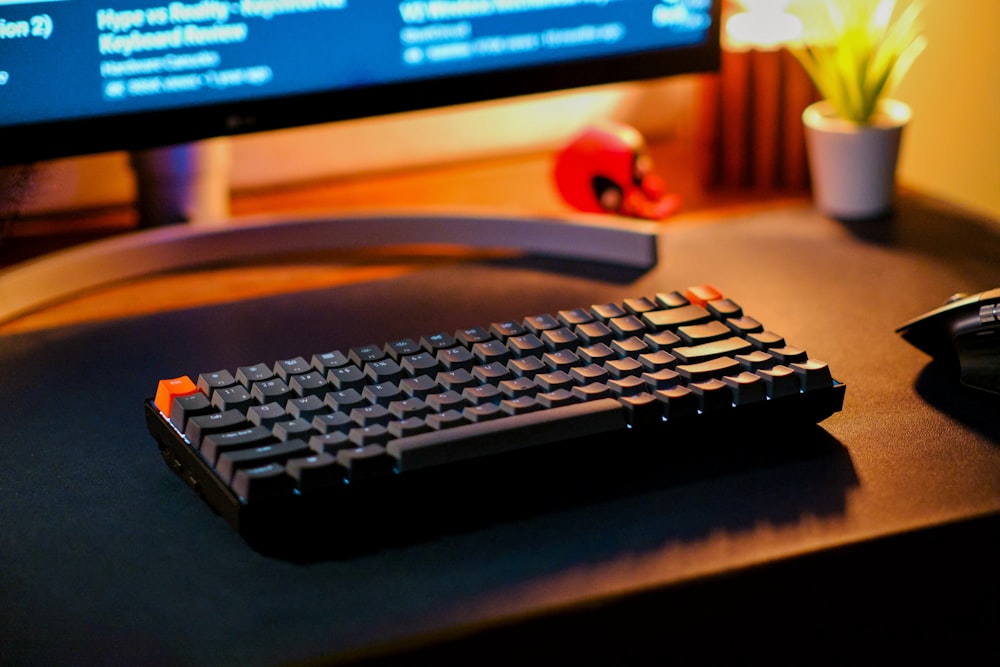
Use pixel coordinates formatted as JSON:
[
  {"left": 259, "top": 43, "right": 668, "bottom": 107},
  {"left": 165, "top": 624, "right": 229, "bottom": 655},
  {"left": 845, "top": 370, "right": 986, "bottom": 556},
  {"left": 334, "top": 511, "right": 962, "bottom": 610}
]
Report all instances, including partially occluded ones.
[{"left": 724, "top": 0, "right": 803, "bottom": 50}]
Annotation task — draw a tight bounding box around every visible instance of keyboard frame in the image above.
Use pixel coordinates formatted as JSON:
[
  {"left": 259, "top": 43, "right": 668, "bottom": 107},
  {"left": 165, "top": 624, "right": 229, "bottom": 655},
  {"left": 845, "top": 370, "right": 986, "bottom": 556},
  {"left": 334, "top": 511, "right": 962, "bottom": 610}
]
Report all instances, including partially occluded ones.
[{"left": 145, "top": 375, "right": 846, "bottom": 553}]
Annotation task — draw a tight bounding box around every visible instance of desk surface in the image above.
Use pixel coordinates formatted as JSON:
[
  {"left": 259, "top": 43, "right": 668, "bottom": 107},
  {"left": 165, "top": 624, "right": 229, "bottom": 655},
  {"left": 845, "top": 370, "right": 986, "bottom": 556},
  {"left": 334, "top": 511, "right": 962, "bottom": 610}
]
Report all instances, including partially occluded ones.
[{"left": 2, "top": 175, "right": 999, "bottom": 664}]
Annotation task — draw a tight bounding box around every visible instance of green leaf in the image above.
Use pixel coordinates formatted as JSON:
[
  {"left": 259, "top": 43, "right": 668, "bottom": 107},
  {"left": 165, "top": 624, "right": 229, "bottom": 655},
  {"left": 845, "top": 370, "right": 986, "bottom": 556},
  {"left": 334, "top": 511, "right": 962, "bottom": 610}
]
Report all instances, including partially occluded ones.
[{"left": 789, "top": 0, "right": 924, "bottom": 124}]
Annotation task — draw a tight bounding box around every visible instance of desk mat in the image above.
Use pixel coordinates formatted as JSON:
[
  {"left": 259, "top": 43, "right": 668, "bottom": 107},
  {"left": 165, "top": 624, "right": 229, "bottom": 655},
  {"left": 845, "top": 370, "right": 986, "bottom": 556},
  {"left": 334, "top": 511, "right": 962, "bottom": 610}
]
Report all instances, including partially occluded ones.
[{"left": 2, "top": 198, "right": 998, "bottom": 665}]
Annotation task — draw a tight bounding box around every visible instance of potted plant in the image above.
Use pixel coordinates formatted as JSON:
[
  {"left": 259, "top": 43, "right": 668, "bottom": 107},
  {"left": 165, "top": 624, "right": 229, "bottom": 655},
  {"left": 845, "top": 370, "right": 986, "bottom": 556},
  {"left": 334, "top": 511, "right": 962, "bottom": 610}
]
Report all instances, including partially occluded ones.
[{"left": 790, "top": 0, "right": 926, "bottom": 220}]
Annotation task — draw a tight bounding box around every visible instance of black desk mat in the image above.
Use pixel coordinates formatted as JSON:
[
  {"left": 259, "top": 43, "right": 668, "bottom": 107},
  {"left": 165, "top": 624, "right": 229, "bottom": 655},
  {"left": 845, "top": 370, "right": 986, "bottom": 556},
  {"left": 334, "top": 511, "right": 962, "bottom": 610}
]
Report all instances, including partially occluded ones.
[{"left": 3, "top": 197, "right": 998, "bottom": 665}]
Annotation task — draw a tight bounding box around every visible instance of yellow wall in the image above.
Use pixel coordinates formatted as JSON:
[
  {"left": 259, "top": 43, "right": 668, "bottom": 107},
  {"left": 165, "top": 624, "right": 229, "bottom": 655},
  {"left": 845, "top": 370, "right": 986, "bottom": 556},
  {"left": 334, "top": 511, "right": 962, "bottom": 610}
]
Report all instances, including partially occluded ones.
[{"left": 893, "top": 0, "right": 1000, "bottom": 221}]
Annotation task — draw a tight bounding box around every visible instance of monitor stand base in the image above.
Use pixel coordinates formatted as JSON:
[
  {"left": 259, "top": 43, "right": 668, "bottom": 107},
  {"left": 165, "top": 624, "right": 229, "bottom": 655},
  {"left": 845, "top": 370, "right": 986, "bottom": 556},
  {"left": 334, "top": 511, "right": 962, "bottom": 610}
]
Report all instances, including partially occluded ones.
[{"left": 0, "top": 144, "right": 660, "bottom": 326}]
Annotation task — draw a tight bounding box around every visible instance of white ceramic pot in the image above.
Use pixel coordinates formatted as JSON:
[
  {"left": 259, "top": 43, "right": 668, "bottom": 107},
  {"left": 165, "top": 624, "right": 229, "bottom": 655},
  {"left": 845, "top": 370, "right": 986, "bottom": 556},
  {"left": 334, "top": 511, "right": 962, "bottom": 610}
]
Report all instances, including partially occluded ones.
[{"left": 802, "top": 99, "right": 911, "bottom": 221}]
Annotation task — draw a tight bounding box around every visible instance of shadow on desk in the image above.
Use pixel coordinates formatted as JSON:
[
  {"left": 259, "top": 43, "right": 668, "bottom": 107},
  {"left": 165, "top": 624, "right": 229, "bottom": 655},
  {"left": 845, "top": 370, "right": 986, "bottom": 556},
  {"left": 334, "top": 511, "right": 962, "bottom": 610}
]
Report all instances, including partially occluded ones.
[
  {"left": 841, "top": 192, "right": 1000, "bottom": 281},
  {"left": 914, "top": 360, "right": 1000, "bottom": 440},
  {"left": 327, "top": 512, "right": 1000, "bottom": 667},
  {"left": 224, "top": 423, "right": 857, "bottom": 562}
]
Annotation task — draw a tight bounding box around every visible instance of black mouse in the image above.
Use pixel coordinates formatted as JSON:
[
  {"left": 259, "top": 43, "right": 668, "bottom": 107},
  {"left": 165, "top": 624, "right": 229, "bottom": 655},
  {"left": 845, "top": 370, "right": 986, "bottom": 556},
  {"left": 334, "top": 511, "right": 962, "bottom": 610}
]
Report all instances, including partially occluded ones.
[{"left": 896, "top": 287, "right": 1000, "bottom": 395}]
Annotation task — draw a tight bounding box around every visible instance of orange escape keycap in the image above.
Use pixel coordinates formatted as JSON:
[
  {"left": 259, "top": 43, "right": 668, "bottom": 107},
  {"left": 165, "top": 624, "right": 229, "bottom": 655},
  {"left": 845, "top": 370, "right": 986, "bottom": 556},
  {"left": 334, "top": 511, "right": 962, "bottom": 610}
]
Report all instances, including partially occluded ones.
[
  {"left": 155, "top": 376, "right": 199, "bottom": 417},
  {"left": 685, "top": 284, "right": 722, "bottom": 307}
]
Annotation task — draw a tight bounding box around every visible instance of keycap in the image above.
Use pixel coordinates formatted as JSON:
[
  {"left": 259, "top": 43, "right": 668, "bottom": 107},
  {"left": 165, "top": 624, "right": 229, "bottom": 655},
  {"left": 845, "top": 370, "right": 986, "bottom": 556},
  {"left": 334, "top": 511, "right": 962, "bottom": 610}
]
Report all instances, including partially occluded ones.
[
  {"left": 387, "top": 398, "right": 627, "bottom": 471},
  {"left": 248, "top": 402, "right": 287, "bottom": 428},
  {"left": 196, "top": 370, "right": 236, "bottom": 397},
  {"left": 169, "top": 391, "right": 213, "bottom": 431},
  {"left": 232, "top": 463, "right": 295, "bottom": 501},
  {"left": 642, "top": 305, "right": 712, "bottom": 330},
  {"left": 155, "top": 376, "right": 200, "bottom": 418},
  {"left": 236, "top": 364, "right": 274, "bottom": 387},
  {"left": 676, "top": 356, "right": 742, "bottom": 383},
  {"left": 216, "top": 439, "right": 311, "bottom": 483},
  {"left": 285, "top": 453, "right": 343, "bottom": 492},
  {"left": 672, "top": 338, "right": 753, "bottom": 365},
  {"left": 184, "top": 410, "right": 247, "bottom": 447},
  {"left": 202, "top": 426, "right": 276, "bottom": 465},
  {"left": 274, "top": 357, "right": 312, "bottom": 379}
]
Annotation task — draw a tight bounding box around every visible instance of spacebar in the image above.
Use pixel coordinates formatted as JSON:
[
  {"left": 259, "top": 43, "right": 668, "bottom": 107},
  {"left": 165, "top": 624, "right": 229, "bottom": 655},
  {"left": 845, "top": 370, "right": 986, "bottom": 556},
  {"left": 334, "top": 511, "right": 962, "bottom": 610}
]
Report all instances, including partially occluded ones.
[{"left": 386, "top": 398, "right": 628, "bottom": 472}]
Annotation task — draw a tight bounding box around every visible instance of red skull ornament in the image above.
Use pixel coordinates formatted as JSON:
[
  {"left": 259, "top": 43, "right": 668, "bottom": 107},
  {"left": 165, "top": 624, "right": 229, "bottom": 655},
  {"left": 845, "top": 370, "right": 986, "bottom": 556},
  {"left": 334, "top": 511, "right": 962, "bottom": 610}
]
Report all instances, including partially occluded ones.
[{"left": 553, "top": 121, "right": 680, "bottom": 221}]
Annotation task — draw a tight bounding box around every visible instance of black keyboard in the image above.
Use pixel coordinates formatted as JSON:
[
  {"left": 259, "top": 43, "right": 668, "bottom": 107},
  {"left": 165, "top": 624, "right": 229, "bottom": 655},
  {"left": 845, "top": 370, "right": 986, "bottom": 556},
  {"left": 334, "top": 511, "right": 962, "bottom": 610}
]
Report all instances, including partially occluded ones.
[{"left": 145, "top": 284, "right": 845, "bottom": 552}]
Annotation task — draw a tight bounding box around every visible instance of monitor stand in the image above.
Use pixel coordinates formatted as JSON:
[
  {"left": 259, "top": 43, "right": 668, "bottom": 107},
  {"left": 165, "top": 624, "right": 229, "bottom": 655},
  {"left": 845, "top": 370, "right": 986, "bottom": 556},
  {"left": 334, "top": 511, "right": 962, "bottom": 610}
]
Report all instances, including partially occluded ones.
[
  {"left": 0, "top": 141, "right": 660, "bottom": 325},
  {"left": 129, "top": 139, "right": 233, "bottom": 228}
]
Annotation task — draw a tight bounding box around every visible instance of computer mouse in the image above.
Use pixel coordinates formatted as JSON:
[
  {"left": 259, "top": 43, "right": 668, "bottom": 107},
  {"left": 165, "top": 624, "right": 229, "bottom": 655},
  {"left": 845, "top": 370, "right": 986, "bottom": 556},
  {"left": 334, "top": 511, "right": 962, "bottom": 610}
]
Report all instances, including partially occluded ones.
[{"left": 896, "top": 287, "right": 1000, "bottom": 395}]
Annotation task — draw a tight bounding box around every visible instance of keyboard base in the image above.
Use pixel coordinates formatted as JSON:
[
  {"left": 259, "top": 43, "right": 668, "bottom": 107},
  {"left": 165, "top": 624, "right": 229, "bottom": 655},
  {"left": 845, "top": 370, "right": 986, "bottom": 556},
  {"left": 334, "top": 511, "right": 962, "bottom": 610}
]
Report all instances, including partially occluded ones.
[{"left": 145, "top": 380, "right": 846, "bottom": 558}]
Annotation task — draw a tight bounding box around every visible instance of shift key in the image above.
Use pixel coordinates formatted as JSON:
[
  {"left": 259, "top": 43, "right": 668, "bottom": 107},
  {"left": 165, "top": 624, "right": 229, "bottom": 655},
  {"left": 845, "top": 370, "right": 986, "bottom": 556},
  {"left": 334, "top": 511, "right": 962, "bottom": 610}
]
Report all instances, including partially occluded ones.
[
  {"left": 216, "top": 439, "right": 310, "bottom": 483},
  {"left": 201, "top": 425, "right": 276, "bottom": 465}
]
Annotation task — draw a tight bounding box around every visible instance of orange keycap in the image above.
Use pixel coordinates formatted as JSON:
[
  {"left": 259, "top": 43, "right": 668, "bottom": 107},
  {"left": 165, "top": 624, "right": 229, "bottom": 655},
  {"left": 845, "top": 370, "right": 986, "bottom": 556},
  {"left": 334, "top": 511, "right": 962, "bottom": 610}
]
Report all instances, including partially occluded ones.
[
  {"left": 685, "top": 284, "right": 722, "bottom": 307},
  {"left": 155, "top": 376, "right": 199, "bottom": 417}
]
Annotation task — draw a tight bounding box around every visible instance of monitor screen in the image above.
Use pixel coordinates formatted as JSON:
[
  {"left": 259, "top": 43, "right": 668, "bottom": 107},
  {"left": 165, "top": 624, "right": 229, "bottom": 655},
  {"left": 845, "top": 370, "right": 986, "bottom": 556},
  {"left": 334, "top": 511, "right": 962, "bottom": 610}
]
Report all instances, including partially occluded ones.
[{"left": 0, "top": 0, "right": 721, "bottom": 166}]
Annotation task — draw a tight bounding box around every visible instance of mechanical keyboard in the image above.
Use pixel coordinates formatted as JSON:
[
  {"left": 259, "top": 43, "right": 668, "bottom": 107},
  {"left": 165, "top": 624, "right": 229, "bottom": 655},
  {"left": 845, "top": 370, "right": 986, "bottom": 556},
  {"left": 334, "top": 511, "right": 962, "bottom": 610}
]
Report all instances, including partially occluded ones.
[{"left": 145, "top": 284, "right": 846, "bottom": 552}]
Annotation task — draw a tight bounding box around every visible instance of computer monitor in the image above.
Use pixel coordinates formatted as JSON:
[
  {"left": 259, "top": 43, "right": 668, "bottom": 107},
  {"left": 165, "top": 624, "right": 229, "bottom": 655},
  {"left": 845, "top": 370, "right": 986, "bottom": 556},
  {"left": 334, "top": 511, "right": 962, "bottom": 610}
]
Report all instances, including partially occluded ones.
[
  {"left": 1, "top": 1, "right": 720, "bottom": 164},
  {"left": 0, "top": 1, "right": 722, "bottom": 322}
]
